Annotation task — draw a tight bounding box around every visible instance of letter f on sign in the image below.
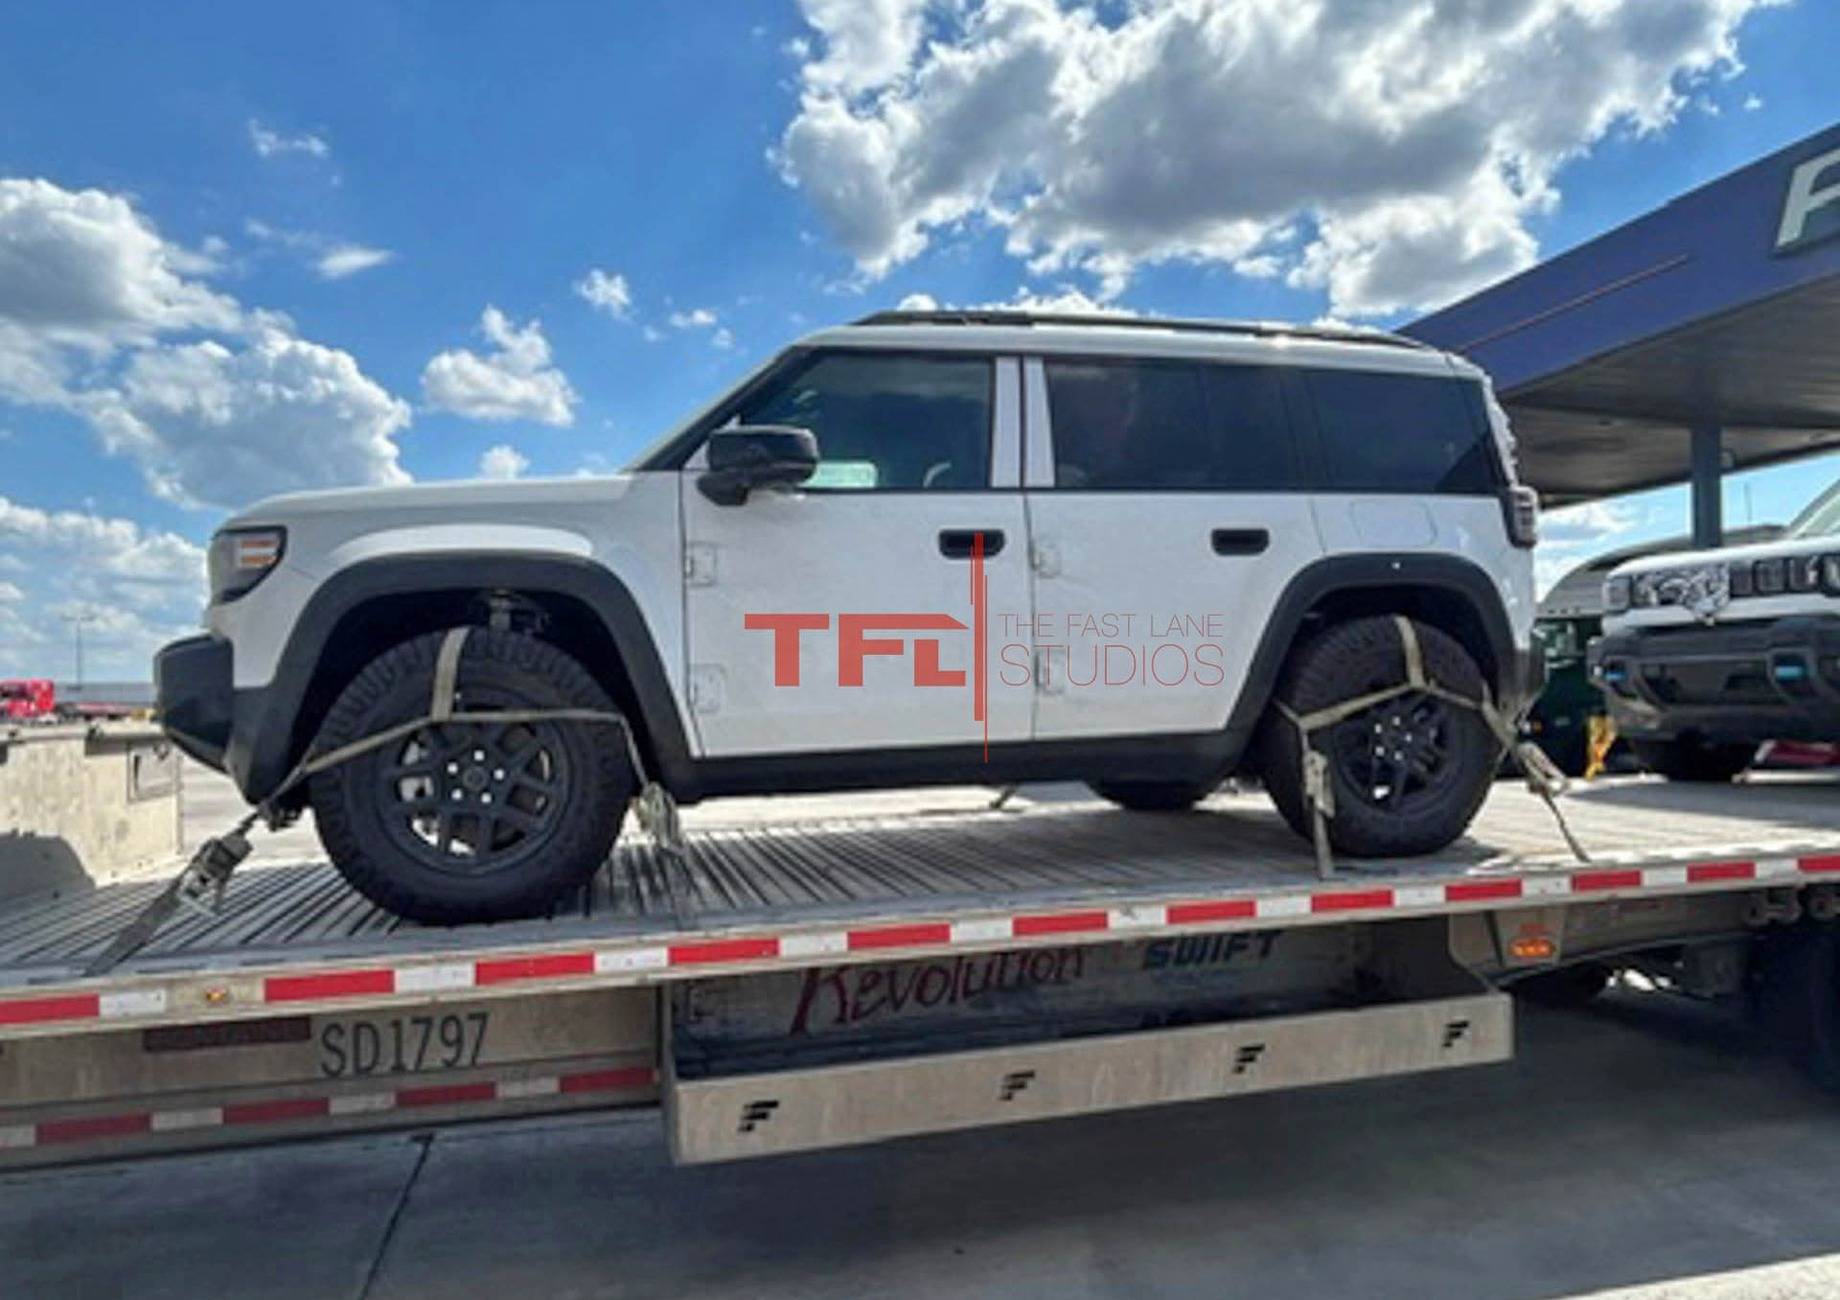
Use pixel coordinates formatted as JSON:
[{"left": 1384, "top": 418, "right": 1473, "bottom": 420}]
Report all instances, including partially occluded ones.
[{"left": 1778, "top": 146, "right": 1840, "bottom": 252}]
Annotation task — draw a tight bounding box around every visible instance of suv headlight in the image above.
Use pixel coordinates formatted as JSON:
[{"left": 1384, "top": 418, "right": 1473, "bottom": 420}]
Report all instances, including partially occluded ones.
[
  {"left": 208, "top": 527, "right": 286, "bottom": 603},
  {"left": 1603, "top": 575, "right": 1631, "bottom": 614},
  {"left": 1825, "top": 554, "right": 1840, "bottom": 596}
]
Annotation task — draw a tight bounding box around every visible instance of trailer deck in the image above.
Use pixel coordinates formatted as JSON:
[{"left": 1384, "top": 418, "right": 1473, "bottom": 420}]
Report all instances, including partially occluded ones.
[{"left": 4, "top": 776, "right": 1838, "bottom": 1043}]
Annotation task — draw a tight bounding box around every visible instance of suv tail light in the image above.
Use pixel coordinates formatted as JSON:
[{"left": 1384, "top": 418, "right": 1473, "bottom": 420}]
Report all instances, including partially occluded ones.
[{"left": 1507, "top": 484, "right": 1539, "bottom": 548}]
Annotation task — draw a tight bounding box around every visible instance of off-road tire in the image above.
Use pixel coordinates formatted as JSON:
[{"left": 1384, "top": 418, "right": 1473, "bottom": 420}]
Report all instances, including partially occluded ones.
[
  {"left": 309, "top": 629, "right": 631, "bottom": 924},
  {"left": 1259, "top": 616, "right": 1500, "bottom": 858},
  {"left": 1088, "top": 779, "right": 1216, "bottom": 812},
  {"left": 1629, "top": 737, "right": 1754, "bottom": 783}
]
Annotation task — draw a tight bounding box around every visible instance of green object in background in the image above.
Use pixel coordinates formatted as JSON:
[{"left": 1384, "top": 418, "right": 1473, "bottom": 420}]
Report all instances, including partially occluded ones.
[{"left": 1525, "top": 618, "right": 1599, "bottom": 776}]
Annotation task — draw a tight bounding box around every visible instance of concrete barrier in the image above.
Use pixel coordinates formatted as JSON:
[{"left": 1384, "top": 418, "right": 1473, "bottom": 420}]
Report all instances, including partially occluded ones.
[{"left": 0, "top": 724, "right": 181, "bottom": 901}]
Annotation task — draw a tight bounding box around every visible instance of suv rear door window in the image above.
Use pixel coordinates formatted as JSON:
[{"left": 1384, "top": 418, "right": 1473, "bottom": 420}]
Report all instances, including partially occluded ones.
[
  {"left": 1046, "top": 359, "right": 1295, "bottom": 490},
  {"left": 736, "top": 352, "right": 992, "bottom": 490},
  {"left": 1304, "top": 369, "right": 1499, "bottom": 494}
]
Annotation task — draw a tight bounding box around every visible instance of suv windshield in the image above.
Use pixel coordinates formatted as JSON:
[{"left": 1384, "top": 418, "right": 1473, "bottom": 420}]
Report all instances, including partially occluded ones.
[{"left": 1787, "top": 478, "right": 1840, "bottom": 538}]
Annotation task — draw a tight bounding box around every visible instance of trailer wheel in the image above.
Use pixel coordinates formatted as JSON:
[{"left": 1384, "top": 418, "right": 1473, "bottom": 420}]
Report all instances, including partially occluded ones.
[
  {"left": 1260, "top": 616, "right": 1500, "bottom": 858},
  {"left": 1753, "top": 922, "right": 1840, "bottom": 1091},
  {"left": 308, "top": 629, "right": 631, "bottom": 924},
  {"left": 1087, "top": 779, "right": 1216, "bottom": 812},
  {"left": 1629, "top": 737, "right": 1754, "bottom": 783}
]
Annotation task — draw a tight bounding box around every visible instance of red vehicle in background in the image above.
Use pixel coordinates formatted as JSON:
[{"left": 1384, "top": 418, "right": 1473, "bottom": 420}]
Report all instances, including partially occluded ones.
[{"left": 0, "top": 679, "right": 55, "bottom": 722}]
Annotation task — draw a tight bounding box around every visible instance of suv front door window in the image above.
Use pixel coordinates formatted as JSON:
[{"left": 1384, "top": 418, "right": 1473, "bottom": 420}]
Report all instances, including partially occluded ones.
[{"left": 682, "top": 350, "right": 1031, "bottom": 759}]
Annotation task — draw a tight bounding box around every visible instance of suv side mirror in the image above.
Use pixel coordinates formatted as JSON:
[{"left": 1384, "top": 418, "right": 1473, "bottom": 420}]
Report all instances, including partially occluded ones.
[{"left": 698, "top": 425, "right": 820, "bottom": 506}]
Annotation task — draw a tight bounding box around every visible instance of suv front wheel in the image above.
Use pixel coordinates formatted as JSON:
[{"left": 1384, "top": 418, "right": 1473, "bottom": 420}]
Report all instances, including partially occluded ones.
[
  {"left": 1260, "top": 616, "right": 1501, "bottom": 858},
  {"left": 308, "top": 629, "right": 631, "bottom": 924}
]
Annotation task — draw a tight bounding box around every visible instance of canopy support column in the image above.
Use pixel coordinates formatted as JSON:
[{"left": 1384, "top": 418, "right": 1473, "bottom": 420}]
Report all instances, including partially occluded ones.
[{"left": 1690, "top": 423, "right": 1724, "bottom": 549}]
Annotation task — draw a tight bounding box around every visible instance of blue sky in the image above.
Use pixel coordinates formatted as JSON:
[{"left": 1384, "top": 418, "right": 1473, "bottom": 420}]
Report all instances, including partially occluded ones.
[{"left": 0, "top": 0, "right": 1836, "bottom": 678}]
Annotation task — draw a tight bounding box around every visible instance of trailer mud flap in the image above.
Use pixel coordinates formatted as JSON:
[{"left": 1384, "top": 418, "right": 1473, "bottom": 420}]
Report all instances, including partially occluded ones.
[{"left": 666, "top": 990, "right": 1512, "bottom": 1163}]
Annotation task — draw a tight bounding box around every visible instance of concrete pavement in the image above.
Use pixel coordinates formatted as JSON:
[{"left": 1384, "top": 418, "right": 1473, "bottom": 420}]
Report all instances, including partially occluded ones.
[{"left": 6, "top": 991, "right": 1840, "bottom": 1300}]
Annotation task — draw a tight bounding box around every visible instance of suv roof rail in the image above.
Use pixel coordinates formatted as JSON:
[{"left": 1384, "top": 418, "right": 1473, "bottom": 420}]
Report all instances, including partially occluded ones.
[{"left": 851, "top": 309, "right": 1434, "bottom": 352}]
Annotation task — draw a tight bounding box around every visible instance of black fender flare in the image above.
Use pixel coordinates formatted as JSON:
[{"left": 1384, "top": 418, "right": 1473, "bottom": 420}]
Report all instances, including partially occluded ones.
[
  {"left": 1222, "top": 552, "right": 1532, "bottom": 744},
  {"left": 227, "top": 553, "right": 695, "bottom": 802}
]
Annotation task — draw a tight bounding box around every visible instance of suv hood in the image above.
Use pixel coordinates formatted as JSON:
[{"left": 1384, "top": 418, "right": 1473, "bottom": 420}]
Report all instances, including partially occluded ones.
[
  {"left": 225, "top": 474, "right": 639, "bottom": 528},
  {"left": 1609, "top": 531, "right": 1839, "bottom": 579}
]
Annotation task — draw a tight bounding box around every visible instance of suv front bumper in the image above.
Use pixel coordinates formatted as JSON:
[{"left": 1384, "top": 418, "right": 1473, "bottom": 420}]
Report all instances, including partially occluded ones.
[
  {"left": 154, "top": 634, "right": 234, "bottom": 772},
  {"left": 1589, "top": 614, "right": 1840, "bottom": 744}
]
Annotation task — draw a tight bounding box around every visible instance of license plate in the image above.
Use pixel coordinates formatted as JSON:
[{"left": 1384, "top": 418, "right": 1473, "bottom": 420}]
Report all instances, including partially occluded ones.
[{"left": 317, "top": 1011, "right": 488, "bottom": 1079}]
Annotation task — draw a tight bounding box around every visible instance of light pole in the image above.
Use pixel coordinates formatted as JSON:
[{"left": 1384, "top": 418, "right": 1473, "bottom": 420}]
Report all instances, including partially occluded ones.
[{"left": 63, "top": 610, "right": 97, "bottom": 698}]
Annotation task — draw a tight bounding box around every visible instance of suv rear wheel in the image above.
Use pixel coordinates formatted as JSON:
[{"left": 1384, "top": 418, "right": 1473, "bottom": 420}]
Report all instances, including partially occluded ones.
[
  {"left": 308, "top": 629, "right": 631, "bottom": 924},
  {"left": 1261, "top": 616, "right": 1501, "bottom": 858},
  {"left": 1087, "top": 779, "right": 1217, "bottom": 812},
  {"left": 1629, "top": 737, "right": 1754, "bottom": 783}
]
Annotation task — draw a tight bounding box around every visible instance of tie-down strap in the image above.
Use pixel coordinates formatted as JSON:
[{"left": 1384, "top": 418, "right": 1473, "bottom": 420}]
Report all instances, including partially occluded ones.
[
  {"left": 1276, "top": 615, "right": 1587, "bottom": 879},
  {"left": 87, "top": 627, "right": 684, "bottom": 976}
]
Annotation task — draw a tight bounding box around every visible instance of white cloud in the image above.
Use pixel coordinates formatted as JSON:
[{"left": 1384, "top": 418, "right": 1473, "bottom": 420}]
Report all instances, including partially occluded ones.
[
  {"left": 0, "top": 495, "right": 206, "bottom": 678},
  {"left": 778, "top": 0, "right": 1775, "bottom": 316},
  {"left": 0, "top": 179, "right": 239, "bottom": 374},
  {"left": 85, "top": 327, "right": 412, "bottom": 508},
  {"left": 0, "top": 496, "right": 202, "bottom": 583},
  {"left": 895, "top": 285, "right": 1131, "bottom": 314},
  {"left": 797, "top": 0, "right": 930, "bottom": 95},
  {"left": 1534, "top": 500, "right": 1648, "bottom": 595},
  {"left": 575, "top": 268, "right": 632, "bottom": 318},
  {"left": 246, "top": 221, "right": 393, "bottom": 281},
  {"left": 477, "top": 443, "right": 530, "bottom": 480},
  {"left": 316, "top": 244, "right": 394, "bottom": 280},
  {"left": 1541, "top": 500, "right": 1644, "bottom": 547},
  {"left": 0, "top": 178, "right": 415, "bottom": 508},
  {"left": 668, "top": 307, "right": 733, "bottom": 347},
  {"left": 248, "top": 119, "right": 329, "bottom": 160},
  {"left": 422, "top": 307, "right": 577, "bottom": 427}
]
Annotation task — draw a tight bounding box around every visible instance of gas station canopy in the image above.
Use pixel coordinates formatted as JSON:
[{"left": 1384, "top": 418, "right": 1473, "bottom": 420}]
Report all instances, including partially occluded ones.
[{"left": 1407, "top": 123, "right": 1840, "bottom": 526}]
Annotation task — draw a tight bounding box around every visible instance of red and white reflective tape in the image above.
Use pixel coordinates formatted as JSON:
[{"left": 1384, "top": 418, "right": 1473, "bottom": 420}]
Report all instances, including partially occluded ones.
[
  {"left": 3, "top": 851, "right": 1838, "bottom": 1034},
  {"left": 0, "top": 1065, "right": 656, "bottom": 1154}
]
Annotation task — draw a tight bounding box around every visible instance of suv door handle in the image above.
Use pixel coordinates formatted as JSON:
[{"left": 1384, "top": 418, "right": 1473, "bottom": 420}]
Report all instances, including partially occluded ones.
[
  {"left": 1211, "top": 528, "right": 1270, "bottom": 556},
  {"left": 939, "top": 529, "right": 1005, "bottom": 560}
]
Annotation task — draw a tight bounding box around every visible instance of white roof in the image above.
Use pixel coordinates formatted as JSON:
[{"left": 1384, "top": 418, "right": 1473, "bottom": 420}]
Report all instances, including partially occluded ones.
[{"left": 798, "top": 313, "right": 1473, "bottom": 380}]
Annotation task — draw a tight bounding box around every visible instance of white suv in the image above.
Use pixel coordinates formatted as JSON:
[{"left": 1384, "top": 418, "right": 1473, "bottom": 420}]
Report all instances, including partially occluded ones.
[
  {"left": 156, "top": 310, "right": 1541, "bottom": 922},
  {"left": 1591, "top": 478, "right": 1840, "bottom": 781}
]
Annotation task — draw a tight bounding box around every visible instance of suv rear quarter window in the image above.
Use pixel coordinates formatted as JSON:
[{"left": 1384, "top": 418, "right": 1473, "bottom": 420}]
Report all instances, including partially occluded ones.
[{"left": 1304, "top": 368, "right": 1500, "bottom": 494}]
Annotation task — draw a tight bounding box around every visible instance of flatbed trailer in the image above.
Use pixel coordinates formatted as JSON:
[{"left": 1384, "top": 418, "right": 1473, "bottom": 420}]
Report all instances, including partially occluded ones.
[{"left": 4, "top": 776, "right": 1839, "bottom": 1168}]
